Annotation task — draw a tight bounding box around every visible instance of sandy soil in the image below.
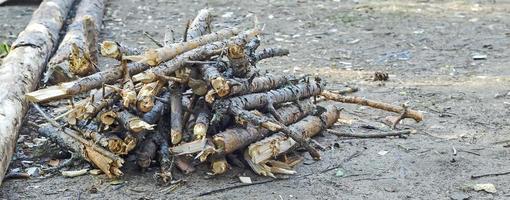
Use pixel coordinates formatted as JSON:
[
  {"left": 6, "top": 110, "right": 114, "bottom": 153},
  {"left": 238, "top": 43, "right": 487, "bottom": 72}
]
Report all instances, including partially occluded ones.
[{"left": 1, "top": 0, "right": 510, "bottom": 199}]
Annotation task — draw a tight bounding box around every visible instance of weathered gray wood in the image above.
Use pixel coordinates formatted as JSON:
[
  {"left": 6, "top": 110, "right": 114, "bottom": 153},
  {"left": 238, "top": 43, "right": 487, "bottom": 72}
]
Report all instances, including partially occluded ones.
[{"left": 0, "top": 0, "right": 75, "bottom": 185}]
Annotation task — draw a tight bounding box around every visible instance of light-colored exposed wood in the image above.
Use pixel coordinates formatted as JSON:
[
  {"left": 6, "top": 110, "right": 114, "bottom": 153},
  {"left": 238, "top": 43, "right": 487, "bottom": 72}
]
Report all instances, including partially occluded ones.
[{"left": 0, "top": 0, "right": 76, "bottom": 185}]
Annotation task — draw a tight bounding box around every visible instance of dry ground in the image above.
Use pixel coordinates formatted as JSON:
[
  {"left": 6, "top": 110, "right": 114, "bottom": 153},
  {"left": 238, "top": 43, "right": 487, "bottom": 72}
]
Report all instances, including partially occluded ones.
[{"left": 1, "top": 0, "right": 510, "bottom": 199}]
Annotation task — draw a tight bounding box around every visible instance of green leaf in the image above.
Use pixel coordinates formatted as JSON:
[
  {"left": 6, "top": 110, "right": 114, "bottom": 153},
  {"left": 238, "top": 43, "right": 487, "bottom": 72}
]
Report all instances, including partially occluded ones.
[{"left": 0, "top": 42, "right": 10, "bottom": 58}]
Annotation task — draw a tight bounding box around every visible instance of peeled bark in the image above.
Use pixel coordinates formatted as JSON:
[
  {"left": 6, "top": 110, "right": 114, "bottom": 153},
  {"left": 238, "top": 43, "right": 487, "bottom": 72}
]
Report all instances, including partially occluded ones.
[
  {"left": 245, "top": 104, "right": 341, "bottom": 176},
  {"left": 0, "top": 0, "right": 75, "bottom": 184},
  {"left": 82, "top": 131, "right": 133, "bottom": 155},
  {"left": 117, "top": 110, "right": 155, "bottom": 133},
  {"left": 213, "top": 100, "right": 315, "bottom": 154},
  {"left": 135, "top": 28, "right": 239, "bottom": 66},
  {"left": 100, "top": 41, "right": 141, "bottom": 61},
  {"left": 209, "top": 155, "right": 228, "bottom": 175},
  {"left": 43, "top": 0, "right": 105, "bottom": 84},
  {"left": 187, "top": 8, "right": 211, "bottom": 41},
  {"left": 321, "top": 90, "right": 423, "bottom": 122},
  {"left": 136, "top": 81, "right": 164, "bottom": 113}
]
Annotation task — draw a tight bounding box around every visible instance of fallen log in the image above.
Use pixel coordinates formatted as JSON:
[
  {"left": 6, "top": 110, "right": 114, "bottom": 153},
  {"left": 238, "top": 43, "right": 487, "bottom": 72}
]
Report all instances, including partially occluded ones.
[
  {"left": 0, "top": 0, "right": 76, "bottom": 184},
  {"left": 245, "top": 104, "right": 341, "bottom": 176},
  {"left": 43, "top": 0, "right": 106, "bottom": 84}
]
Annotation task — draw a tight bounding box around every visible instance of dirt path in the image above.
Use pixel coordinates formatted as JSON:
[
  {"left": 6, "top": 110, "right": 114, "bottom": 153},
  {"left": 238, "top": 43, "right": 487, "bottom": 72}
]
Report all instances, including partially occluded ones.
[{"left": 1, "top": 0, "right": 509, "bottom": 199}]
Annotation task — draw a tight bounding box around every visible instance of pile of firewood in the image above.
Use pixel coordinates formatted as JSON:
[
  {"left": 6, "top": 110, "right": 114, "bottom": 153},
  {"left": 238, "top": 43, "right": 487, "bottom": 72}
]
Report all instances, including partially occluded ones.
[{"left": 21, "top": 7, "right": 423, "bottom": 184}]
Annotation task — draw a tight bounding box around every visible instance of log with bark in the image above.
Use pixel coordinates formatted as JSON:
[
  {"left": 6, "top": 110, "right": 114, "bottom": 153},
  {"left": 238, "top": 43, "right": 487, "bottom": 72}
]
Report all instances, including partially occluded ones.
[
  {"left": 43, "top": 0, "right": 106, "bottom": 84},
  {"left": 0, "top": 0, "right": 76, "bottom": 184}
]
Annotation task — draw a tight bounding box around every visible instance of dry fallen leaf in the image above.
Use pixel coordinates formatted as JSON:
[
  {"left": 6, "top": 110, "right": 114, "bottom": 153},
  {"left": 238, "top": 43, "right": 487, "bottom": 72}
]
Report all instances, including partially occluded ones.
[{"left": 473, "top": 183, "right": 497, "bottom": 193}]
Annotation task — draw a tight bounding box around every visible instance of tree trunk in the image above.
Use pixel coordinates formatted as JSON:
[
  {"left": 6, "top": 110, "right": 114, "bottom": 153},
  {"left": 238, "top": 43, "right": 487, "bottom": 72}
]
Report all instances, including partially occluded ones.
[
  {"left": 44, "top": 0, "right": 106, "bottom": 84},
  {"left": 0, "top": 0, "right": 75, "bottom": 185}
]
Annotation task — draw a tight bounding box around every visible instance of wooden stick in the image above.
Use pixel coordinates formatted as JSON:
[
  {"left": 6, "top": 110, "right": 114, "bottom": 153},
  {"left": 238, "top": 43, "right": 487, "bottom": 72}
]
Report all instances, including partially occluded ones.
[
  {"left": 0, "top": 0, "right": 76, "bottom": 184},
  {"left": 170, "top": 85, "right": 183, "bottom": 144},
  {"left": 132, "top": 28, "right": 260, "bottom": 83},
  {"left": 321, "top": 90, "right": 424, "bottom": 122},
  {"left": 134, "top": 28, "right": 239, "bottom": 66},
  {"left": 212, "top": 74, "right": 296, "bottom": 98},
  {"left": 471, "top": 171, "right": 510, "bottom": 179}
]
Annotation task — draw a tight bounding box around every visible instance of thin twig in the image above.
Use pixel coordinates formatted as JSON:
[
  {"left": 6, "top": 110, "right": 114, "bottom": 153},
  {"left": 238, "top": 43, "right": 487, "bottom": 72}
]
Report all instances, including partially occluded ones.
[
  {"left": 185, "top": 60, "right": 218, "bottom": 64},
  {"left": 198, "top": 178, "right": 286, "bottom": 196},
  {"left": 143, "top": 31, "right": 164, "bottom": 47},
  {"left": 471, "top": 171, "right": 510, "bottom": 179},
  {"left": 327, "top": 129, "right": 412, "bottom": 138}
]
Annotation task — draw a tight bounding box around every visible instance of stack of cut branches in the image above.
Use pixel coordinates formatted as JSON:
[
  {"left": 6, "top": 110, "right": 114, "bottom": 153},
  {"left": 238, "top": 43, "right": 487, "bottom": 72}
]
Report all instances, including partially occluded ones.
[{"left": 25, "top": 8, "right": 423, "bottom": 183}]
